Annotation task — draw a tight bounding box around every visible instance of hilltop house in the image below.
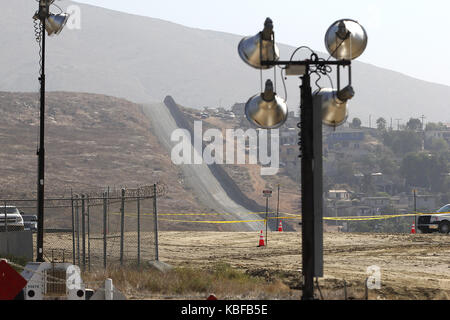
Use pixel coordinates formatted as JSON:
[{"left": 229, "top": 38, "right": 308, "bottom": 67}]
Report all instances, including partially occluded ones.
[
  {"left": 231, "top": 103, "right": 245, "bottom": 116},
  {"left": 408, "top": 194, "right": 438, "bottom": 211},
  {"left": 327, "top": 189, "right": 352, "bottom": 201},
  {"left": 425, "top": 130, "right": 450, "bottom": 144}
]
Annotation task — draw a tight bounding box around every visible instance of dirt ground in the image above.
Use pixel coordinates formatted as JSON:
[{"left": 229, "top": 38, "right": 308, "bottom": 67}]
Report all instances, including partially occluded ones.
[
  {"left": 157, "top": 231, "right": 450, "bottom": 300},
  {"left": 41, "top": 230, "right": 450, "bottom": 300}
]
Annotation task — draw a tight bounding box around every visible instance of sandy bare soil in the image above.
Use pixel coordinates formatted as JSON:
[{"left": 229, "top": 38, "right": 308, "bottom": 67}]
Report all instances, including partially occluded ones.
[
  {"left": 157, "top": 231, "right": 450, "bottom": 300},
  {"left": 41, "top": 230, "right": 450, "bottom": 300}
]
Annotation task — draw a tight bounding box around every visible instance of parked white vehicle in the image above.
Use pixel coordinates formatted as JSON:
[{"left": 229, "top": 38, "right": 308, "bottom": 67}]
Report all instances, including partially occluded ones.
[{"left": 0, "top": 206, "right": 25, "bottom": 231}]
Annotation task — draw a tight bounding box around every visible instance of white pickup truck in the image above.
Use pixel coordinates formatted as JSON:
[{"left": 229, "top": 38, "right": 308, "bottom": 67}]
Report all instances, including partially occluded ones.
[
  {"left": 417, "top": 204, "right": 450, "bottom": 234},
  {"left": 0, "top": 206, "right": 25, "bottom": 232}
]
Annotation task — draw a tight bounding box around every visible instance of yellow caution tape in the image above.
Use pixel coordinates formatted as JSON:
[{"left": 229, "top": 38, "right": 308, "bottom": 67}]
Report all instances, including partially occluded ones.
[
  {"left": 110, "top": 211, "right": 269, "bottom": 217},
  {"left": 110, "top": 210, "right": 450, "bottom": 224},
  {"left": 158, "top": 218, "right": 266, "bottom": 224},
  {"left": 159, "top": 216, "right": 301, "bottom": 224}
]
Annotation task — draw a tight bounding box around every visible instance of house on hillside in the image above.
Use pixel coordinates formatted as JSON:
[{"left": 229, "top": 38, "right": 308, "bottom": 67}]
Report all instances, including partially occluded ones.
[
  {"left": 325, "top": 130, "right": 365, "bottom": 148},
  {"left": 231, "top": 103, "right": 245, "bottom": 116},
  {"left": 361, "top": 196, "right": 391, "bottom": 208},
  {"left": 280, "top": 128, "right": 297, "bottom": 146},
  {"left": 324, "top": 129, "right": 368, "bottom": 159},
  {"left": 370, "top": 173, "right": 394, "bottom": 194},
  {"left": 425, "top": 130, "right": 450, "bottom": 144},
  {"left": 327, "top": 189, "right": 352, "bottom": 201},
  {"left": 408, "top": 194, "right": 438, "bottom": 211}
]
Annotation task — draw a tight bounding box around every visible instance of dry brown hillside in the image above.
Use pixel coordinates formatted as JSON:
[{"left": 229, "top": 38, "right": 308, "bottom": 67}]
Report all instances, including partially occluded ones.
[{"left": 0, "top": 91, "right": 211, "bottom": 225}]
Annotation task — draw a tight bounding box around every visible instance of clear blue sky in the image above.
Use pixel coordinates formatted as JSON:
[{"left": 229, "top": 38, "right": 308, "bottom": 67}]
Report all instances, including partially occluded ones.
[{"left": 74, "top": 0, "right": 450, "bottom": 87}]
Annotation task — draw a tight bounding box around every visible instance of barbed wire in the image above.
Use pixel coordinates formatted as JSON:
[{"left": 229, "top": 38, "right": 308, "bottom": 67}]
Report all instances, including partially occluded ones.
[{"left": 0, "top": 183, "right": 167, "bottom": 209}]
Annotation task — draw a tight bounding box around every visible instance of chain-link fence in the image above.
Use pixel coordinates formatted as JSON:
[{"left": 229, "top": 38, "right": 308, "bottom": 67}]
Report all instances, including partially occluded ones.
[{"left": 0, "top": 184, "right": 166, "bottom": 270}]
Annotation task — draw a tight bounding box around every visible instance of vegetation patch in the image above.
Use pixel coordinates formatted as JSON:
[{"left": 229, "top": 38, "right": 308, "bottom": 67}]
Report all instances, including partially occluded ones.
[{"left": 82, "top": 262, "right": 294, "bottom": 299}]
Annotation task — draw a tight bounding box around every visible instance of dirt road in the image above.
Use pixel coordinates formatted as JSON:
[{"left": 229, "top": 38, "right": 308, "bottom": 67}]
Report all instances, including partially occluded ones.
[
  {"left": 143, "top": 102, "right": 265, "bottom": 232},
  {"left": 158, "top": 231, "right": 450, "bottom": 300}
]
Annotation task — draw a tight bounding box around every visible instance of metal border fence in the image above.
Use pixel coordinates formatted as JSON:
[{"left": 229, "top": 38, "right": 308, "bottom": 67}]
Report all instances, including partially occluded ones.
[{"left": 0, "top": 184, "right": 166, "bottom": 270}]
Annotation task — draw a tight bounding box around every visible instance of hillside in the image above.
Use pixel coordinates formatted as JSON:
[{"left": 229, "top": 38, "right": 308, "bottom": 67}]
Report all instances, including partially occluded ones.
[
  {"left": 0, "top": 91, "right": 213, "bottom": 225},
  {"left": 1, "top": 0, "right": 450, "bottom": 124}
]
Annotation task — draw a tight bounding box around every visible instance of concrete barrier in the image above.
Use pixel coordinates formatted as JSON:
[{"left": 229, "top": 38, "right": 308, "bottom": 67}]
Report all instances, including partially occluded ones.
[{"left": 0, "top": 231, "right": 33, "bottom": 260}]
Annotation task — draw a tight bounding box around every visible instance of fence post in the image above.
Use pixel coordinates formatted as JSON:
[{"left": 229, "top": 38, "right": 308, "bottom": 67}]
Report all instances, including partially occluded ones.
[
  {"left": 105, "top": 278, "right": 114, "bottom": 301},
  {"left": 153, "top": 184, "right": 159, "bottom": 261},
  {"left": 103, "top": 192, "right": 107, "bottom": 270},
  {"left": 71, "top": 190, "right": 76, "bottom": 265},
  {"left": 120, "top": 188, "right": 125, "bottom": 266},
  {"left": 4, "top": 201, "right": 9, "bottom": 256},
  {"left": 365, "top": 277, "right": 369, "bottom": 300},
  {"left": 107, "top": 186, "right": 110, "bottom": 234},
  {"left": 137, "top": 188, "right": 141, "bottom": 266},
  {"left": 87, "top": 195, "right": 91, "bottom": 272},
  {"left": 75, "top": 195, "right": 80, "bottom": 266},
  {"left": 81, "top": 194, "right": 86, "bottom": 271},
  {"left": 344, "top": 280, "right": 348, "bottom": 300}
]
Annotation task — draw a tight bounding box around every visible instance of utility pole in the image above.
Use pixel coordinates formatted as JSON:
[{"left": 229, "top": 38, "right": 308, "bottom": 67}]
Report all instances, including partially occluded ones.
[
  {"left": 413, "top": 189, "right": 417, "bottom": 229},
  {"left": 265, "top": 197, "right": 269, "bottom": 245},
  {"left": 395, "top": 119, "right": 402, "bottom": 131},
  {"left": 420, "top": 115, "right": 426, "bottom": 131},
  {"left": 276, "top": 184, "right": 280, "bottom": 229},
  {"left": 262, "top": 189, "right": 273, "bottom": 245}
]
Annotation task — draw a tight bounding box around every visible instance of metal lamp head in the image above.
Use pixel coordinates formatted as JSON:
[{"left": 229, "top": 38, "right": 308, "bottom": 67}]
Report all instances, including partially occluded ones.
[
  {"left": 34, "top": 11, "right": 70, "bottom": 36},
  {"left": 45, "top": 13, "right": 70, "bottom": 36},
  {"left": 324, "top": 19, "right": 368, "bottom": 60},
  {"left": 245, "top": 80, "right": 288, "bottom": 129},
  {"left": 316, "top": 86, "right": 355, "bottom": 128},
  {"left": 238, "top": 18, "right": 280, "bottom": 69}
]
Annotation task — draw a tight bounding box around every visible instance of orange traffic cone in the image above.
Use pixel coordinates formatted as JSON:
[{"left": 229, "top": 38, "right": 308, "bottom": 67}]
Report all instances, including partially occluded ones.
[
  {"left": 258, "top": 230, "right": 265, "bottom": 247},
  {"left": 411, "top": 223, "right": 416, "bottom": 234},
  {"left": 278, "top": 221, "right": 283, "bottom": 232}
]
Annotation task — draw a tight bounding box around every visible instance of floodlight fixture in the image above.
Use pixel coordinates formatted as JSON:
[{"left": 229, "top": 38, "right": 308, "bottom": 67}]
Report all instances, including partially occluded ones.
[
  {"left": 33, "top": 2, "right": 70, "bottom": 36},
  {"left": 45, "top": 13, "right": 70, "bottom": 36},
  {"left": 238, "top": 17, "right": 280, "bottom": 69},
  {"left": 245, "top": 79, "right": 288, "bottom": 129},
  {"left": 316, "top": 86, "right": 354, "bottom": 128},
  {"left": 324, "top": 19, "right": 368, "bottom": 60}
]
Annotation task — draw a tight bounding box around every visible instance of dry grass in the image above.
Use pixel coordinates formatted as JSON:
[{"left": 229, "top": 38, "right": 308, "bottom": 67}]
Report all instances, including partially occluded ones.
[{"left": 82, "top": 262, "right": 297, "bottom": 300}]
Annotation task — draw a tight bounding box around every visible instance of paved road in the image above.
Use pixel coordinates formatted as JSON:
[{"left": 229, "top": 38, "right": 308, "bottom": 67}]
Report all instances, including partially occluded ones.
[{"left": 143, "top": 103, "right": 265, "bottom": 232}]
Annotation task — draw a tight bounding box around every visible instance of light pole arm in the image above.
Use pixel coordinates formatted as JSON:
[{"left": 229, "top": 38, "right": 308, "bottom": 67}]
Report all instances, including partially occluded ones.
[{"left": 261, "top": 59, "right": 351, "bottom": 67}]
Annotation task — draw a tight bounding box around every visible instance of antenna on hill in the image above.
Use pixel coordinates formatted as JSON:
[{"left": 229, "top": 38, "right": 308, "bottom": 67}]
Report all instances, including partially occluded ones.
[
  {"left": 420, "top": 114, "right": 426, "bottom": 131},
  {"left": 395, "top": 118, "right": 402, "bottom": 131}
]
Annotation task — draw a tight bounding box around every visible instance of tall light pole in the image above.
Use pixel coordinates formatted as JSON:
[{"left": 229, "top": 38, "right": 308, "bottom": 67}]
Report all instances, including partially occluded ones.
[
  {"left": 238, "top": 18, "right": 367, "bottom": 300},
  {"left": 33, "top": 0, "right": 69, "bottom": 262},
  {"left": 420, "top": 114, "right": 426, "bottom": 131}
]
